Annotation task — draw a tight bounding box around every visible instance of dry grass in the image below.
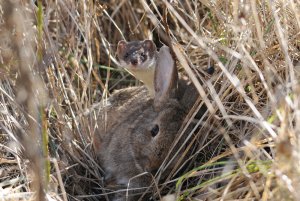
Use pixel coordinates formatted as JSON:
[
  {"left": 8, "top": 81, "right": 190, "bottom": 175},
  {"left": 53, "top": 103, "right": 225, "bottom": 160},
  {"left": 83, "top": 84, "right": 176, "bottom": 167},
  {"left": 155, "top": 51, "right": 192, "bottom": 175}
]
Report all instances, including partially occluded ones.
[{"left": 0, "top": 0, "right": 299, "bottom": 200}]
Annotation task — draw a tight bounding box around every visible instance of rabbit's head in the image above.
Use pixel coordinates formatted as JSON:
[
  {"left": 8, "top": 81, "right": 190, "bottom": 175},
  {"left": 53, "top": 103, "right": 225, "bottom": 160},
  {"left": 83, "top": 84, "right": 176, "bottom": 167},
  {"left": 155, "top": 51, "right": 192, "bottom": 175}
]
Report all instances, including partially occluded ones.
[{"left": 93, "top": 46, "right": 197, "bottom": 200}]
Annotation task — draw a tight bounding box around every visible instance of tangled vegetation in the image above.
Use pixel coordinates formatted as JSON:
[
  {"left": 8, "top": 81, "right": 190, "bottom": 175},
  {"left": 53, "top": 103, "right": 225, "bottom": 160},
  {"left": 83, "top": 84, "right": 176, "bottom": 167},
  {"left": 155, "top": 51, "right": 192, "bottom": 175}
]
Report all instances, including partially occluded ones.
[{"left": 0, "top": 0, "right": 299, "bottom": 200}]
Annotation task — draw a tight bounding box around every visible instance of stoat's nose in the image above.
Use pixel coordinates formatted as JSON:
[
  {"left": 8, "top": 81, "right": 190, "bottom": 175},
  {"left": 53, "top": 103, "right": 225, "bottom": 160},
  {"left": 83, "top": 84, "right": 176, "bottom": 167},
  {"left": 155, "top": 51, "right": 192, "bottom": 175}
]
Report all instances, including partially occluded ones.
[{"left": 131, "top": 59, "right": 138, "bottom": 66}]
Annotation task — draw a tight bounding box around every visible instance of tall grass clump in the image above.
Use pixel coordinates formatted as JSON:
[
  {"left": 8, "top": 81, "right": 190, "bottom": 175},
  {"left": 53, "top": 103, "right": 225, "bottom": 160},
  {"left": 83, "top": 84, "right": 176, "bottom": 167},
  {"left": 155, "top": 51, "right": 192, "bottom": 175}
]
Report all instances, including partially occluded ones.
[{"left": 0, "top": 0, "right": 299, "bottom": 200}]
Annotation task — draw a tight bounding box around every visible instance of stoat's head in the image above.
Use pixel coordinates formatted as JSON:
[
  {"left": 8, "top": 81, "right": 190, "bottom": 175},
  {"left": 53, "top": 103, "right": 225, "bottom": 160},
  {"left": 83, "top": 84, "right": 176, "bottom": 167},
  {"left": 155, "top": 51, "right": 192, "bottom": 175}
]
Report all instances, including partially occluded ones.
[{"left": 117, "top": 40, "right": 157, "bottom": 70}]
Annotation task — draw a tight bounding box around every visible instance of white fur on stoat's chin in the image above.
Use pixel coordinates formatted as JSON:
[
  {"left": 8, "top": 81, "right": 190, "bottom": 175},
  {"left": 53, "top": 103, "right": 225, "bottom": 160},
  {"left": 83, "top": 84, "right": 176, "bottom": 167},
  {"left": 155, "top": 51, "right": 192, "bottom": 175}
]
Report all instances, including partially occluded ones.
[{"left": 121, "top": 56, "right": 156, "bottom": 96}]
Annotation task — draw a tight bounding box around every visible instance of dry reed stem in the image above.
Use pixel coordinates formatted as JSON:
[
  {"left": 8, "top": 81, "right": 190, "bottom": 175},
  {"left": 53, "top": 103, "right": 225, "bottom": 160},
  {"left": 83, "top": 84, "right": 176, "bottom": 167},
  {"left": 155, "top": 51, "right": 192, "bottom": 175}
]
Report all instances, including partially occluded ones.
[{"left": 0, "top": 0, "right": 299, "bottom": 200}]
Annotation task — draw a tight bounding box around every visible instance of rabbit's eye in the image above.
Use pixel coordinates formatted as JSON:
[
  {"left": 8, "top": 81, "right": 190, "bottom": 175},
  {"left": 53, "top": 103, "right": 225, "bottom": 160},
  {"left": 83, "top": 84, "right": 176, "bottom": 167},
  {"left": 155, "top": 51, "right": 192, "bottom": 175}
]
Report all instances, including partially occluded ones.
[{"left": 150, "top": 124, "right": 159, "bottom": 137}]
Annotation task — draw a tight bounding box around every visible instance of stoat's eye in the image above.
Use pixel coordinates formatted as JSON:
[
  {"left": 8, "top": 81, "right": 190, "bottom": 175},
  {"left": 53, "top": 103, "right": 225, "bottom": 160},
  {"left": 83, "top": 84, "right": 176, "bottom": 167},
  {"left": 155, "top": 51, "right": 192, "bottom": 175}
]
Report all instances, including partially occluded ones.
[
  {"left": 140, "top": 52, "right": 146, "bottom": 61},
  {"left": 124, "top": 53, "right": 129, "bottom": 59}
]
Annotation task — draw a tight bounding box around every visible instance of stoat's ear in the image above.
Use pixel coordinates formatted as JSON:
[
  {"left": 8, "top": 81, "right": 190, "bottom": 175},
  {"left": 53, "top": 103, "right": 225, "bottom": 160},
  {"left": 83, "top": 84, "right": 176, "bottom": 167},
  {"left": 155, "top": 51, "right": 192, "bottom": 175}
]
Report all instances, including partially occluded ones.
[
  {"left": 143, "top": 40, "right": 156, "bottom": 51},
  {"left": 117, "top": 40, "right": 127, "bottom": 56},
  {"left": 154, "top": 46, "right": 178, "bottom": 108}
]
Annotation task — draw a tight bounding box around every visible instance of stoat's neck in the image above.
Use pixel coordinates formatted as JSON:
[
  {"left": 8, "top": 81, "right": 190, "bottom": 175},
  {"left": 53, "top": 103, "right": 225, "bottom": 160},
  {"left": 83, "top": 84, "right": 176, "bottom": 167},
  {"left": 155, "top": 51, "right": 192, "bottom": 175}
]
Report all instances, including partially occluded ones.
[{"left": 128, "top": 65, "right": 155, "bottom": 97}]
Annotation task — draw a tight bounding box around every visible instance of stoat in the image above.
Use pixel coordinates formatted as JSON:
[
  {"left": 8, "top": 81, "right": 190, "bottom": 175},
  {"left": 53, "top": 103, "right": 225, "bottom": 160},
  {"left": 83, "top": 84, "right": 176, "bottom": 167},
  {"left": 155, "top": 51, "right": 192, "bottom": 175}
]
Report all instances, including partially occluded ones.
[{"left": 116, "top": 40, "right": 159, "bottom": 96}]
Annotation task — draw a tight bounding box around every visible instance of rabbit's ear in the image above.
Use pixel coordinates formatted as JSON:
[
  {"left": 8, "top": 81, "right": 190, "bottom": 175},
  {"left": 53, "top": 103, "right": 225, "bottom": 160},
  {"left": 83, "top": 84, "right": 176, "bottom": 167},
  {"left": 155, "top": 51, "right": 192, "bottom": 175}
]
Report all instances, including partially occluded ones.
[{"left": 154, "top": 46, "right": 178, "bottom": 107}]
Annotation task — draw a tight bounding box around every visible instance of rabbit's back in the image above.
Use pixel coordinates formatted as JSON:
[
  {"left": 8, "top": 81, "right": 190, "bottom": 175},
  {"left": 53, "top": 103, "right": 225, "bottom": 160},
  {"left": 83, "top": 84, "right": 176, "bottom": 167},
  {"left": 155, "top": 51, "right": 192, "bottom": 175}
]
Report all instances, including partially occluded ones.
[{"left": 95, "top": 86, "right": 150, "bottom": 136}]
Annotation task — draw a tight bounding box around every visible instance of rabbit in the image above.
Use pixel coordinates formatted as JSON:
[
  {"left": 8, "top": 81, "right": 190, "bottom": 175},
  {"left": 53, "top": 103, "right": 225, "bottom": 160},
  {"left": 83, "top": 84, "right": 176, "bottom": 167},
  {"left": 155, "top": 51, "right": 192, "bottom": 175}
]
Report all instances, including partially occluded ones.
[{"left": 92, "top": 46, "right": 198, "bottom": 201}]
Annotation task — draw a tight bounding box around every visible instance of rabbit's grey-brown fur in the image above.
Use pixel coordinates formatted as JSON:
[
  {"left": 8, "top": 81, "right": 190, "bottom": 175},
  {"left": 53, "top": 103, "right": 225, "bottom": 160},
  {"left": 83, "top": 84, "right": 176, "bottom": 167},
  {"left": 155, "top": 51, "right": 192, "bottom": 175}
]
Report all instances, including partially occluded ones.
[{"left": 93, "top": 46, "right": 198, "bottom": 200}]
